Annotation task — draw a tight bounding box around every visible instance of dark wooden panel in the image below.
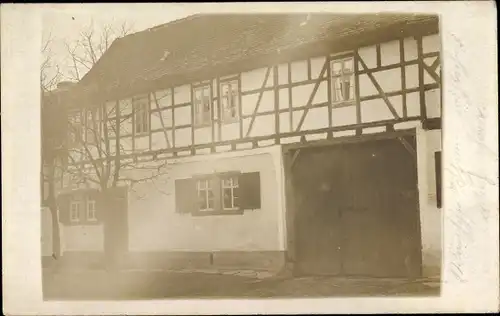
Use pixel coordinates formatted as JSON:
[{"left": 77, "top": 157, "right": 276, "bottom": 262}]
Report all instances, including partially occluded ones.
[
  {"left": 291, "top": 136, "right": 422, "bottom": 277},
  {"left": 293, "top": 146, "right": 344, "bottom": 275},
  {"left": 435, "top": 151, "right": 442, "bottom": 209}
]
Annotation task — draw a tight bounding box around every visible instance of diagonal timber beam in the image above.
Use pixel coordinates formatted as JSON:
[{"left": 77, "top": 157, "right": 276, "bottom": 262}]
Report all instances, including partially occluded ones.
[
  {"left": 295, "top": 61, "right": 328, "bottom": 132},
  {"left": 356, "top": 53, "right": 400, "bottom": 119},
  {"left": 290, "top": 148, "right": 301, "bottom": 169},
  {"left": 398, "top": 136, "right": 416, "bottom": 159},
  {"left": 245, "top": 67, "right": 272, "bottom": 138},
  {"left": 152, "top": 92, "right": 172, "bottom": 148},
  {"left": 429, "top": 56, "right": 440, "bottom": 72},
  {"left": 422, "top": 62, "right": 441, "bottom": 85}
]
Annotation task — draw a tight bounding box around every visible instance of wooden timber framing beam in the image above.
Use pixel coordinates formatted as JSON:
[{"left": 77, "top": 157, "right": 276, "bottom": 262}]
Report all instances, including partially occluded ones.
[
  {"left": 430, "top": 55, "right": 440, "bottom": 72},
  {"left": 326, "top": 55, "right": 333, "bottom": 134},
  {"left": 69, "top": 116, "right": 421, "bottom": 167},
  {"left": 236, "top": 83, "right": 439, "bottom": 121},
  {"left": 294, "top": 60, "right": 328, "bottom": 132},
  {"left": 210, "top": 79, "right": 216, "bottom": 145},
  {"left": 356, "top": 52, "right": 400, "bottom": 119},
  {"left": 417, "top": 36, "right": 427, "bottom": 120},
  {"left": 353, "top": 50, "right": 362, "bottom": 129},
  {"left": 288, "top": 63, "right": 293, "bottom": 133},
  {"left": 151, "top": 91, "right": 172, "bottom": 148},
  {"left": 422, "top": 62, "right": 441, "bottom": 84},
  {"left": 237, "top": 73, "right": 243, "bottom": 139},
  {"left": 148, "top": 94, "right": 153, "bottom": 151},
  {"left": 290, "top": 148, "right": 301, "bottom": 170},
  {"left": 171, "top": 88, "right": 176, "bottom": 149},
  {"left": 245, "top": 67, "right": 272, "bottom": 137},
  {"left": 422, "top": 117, "right": 441, "bottom": 130},
  {"left": 190, "top": 85, "right": 195, "bottom": 155},
  {"left": 282, "top": 148, "right": 298, "bottom": 267},
  {"left": 399, "top": 38, "right": 408, "bottom": 118},
  {"left": 273, "top": 65, "right": 280, "bottom": 144},
  {"left": 282, "top": 127, "right": 416, "bottom": 152},
  {"left": 397, "top": 136, "right": 417, "bottom": 159}
]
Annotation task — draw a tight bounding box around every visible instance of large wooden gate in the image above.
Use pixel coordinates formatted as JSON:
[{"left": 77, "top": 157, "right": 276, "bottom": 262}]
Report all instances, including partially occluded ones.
[{"left": 290, "top": 135, "right": 422, "bottom": 278}]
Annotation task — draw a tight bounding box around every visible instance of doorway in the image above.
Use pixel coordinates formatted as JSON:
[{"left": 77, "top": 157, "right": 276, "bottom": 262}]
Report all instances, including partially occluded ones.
[{"left": 290, "top": 135, "right": 422, "bottom": 277}]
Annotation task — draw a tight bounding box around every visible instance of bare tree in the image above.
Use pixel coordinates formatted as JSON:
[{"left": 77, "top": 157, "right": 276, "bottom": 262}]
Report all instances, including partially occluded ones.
[
  {"left": 62, "top": 88, "right": 171, "bottom": 268},
  {"left": 41, "top": 32, "right": 63, "bottom": 92},
  {"left": 41, "top": 20, "right": 172, "bottom": 269},
  {"left": 41, "top": 32, "right": 66, "bottom": 259},
  {"left": 64, "top": 20, "right": 134, "bottom": 81}
]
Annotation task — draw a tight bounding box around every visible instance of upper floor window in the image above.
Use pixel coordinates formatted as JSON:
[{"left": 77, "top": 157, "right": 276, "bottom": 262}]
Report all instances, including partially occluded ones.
[
  {"left": 220, "top": 80, "right": 239, "bottom": 122},
  {"left": 68, "top": 112, "right": 83, "bottom": 147},
  {"left": 133, "top": 95, "right": 150, "bottom": 135},
  {"left": 194, "top": 85, "right": 212, "bottom": 127},
  {"left": 85, "top": 109, "right": 99, "bottom": 144},
  {"left": 330, "top": 56, "right": 355, "bottom": 104}
]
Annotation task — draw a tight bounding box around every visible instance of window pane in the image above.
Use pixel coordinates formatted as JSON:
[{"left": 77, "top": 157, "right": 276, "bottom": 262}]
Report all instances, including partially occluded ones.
[
  {"left": 332, "top": 62, "right": 342, "bottom": 75},
  {"left": 199, "top": 196, "right": 207, "bottom": 210},
  {"left": 223, "top": 188, "right": 232, "bottom": 209},
  {"left": 343, "top": 59, "right": 353, "bottom": 73},
  {"left": 207, "top": 197, "right": 215, "bottom": 209},
  {"left": 341, "top": 81, "right": 351, "bottom": 100}
]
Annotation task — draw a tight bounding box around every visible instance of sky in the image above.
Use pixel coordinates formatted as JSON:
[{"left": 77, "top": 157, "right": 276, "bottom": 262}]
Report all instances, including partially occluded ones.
[{"left": 41, "top": 4, "right": 199, "bottom": 84}]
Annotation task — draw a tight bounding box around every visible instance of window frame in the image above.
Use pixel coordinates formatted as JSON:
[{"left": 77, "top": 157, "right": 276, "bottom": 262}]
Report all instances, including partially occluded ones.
[
  {"left": 221, "top": 175, "right": 239, "bottom": 211},
  {"left": 68, "top": 111, "right": 84, "bottom": 148},
  {"left": 133, "top": 95, "right": 150, "bottom": 136},
  {"left": 330, "top": 55, "right": 356, "bottom": 106},
  {"left": 192, "top": 172, "right": 243, "bottom": 216},
  {"left": 193, "top": 84, "right": 213, "bottom": 127},
  {"left": 219, "top": 79, "right": 240, "bottom": 123},
  {"left": 196, "top": 178, "right": 215, "bottom": 212},
  {"left": 86, "top": 198, "right": 97, "bottom": 221},
  {"left": 69, "top": 200, "right": 81, "bottom": 223}
]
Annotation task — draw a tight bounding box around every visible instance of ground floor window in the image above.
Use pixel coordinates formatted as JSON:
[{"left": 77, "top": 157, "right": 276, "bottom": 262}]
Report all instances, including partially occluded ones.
[
  {"left": 70, "top": 201, "right": 81, "bottom": 223},
  {"left": 175, "top": 172, "right": 260, "bottom": 216},
  {"left": 197, "top": 178, "right": 215, "bottom": 211}
]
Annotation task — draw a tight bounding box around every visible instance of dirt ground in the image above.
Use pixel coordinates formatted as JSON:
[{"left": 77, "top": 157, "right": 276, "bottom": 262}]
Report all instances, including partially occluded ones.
[{"left": 42, "top": 269, "right": 440, "bottom": 300}]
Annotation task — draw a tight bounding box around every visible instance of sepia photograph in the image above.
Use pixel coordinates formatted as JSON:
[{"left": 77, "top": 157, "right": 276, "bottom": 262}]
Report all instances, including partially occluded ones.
[
  {"left": 2, "top": 2, "right": 498, "bottom": 314},
  {"left": 40, "top": 9, "right": 443, "bottom": 300}
]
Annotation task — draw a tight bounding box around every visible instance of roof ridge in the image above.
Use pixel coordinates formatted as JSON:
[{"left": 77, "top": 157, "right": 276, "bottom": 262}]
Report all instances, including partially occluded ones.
[{"left": 120, "top": 13, "right": 202, "bottom": 39}]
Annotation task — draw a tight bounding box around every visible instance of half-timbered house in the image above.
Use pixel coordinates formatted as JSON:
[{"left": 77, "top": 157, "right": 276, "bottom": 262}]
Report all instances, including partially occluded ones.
[{"left": 51, "top": 13, "right": 443, "bottom": 278}]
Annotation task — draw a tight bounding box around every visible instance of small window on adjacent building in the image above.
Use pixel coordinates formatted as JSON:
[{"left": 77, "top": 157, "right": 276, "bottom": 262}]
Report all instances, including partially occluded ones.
[
  {"left": 70, "top": 200, "right": 81, "bottom": 223},
  {"left": 220, "top": 80, "right": 239, "bottom": 123},
  {"left": 330, "top": 56, "right": 355, "bottom": 104},
  {"left": 133, "top": 95, "right": 150, "bottom": 135},
  {"left": 222, "top": 176, "right": 239, "bottom": 210},
  {"left": 194, "top": 85, "right": 212, "bottom": 127},
  {"left": 87, "top": 199, "right": 97, "bottom": 221},
  {"left": 197, "top": 178, "right": 215, "bottom": 211}
]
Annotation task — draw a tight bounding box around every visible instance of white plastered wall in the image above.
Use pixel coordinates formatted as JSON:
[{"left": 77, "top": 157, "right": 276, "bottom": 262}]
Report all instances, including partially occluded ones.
[{"left": 416, "top": 126, "right": 443, "bottom": 276}]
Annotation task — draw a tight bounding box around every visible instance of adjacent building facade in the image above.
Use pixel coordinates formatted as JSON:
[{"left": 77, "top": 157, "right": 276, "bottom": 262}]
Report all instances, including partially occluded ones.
[{"left": 45, "top": 13, "right": 443, "bottom": 278}]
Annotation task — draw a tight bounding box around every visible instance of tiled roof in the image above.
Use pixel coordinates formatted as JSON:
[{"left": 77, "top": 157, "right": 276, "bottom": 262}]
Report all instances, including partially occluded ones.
[{"left": 79, "top": 13, "right": 439, "bottom": 95}]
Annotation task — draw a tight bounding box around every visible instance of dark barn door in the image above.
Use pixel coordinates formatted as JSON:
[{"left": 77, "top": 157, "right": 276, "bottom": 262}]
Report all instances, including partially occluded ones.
[
  {"left": 294, "top": 145, "right": 345, "bottom": 275},
  {"left": 292, "top": 136, "right": 422, "bottom": 278}
]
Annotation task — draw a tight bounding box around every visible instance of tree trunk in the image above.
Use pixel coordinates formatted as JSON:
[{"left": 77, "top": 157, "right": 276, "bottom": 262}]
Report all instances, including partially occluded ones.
[
  {"left": 100, "top": 188, "right": 121, "bottom": 271},
  {"left": 47, "top": 163, "right": 61, "bottom": 260}
]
